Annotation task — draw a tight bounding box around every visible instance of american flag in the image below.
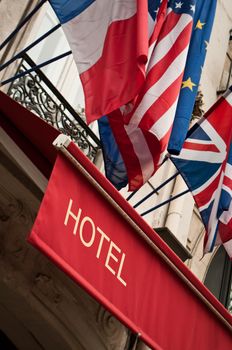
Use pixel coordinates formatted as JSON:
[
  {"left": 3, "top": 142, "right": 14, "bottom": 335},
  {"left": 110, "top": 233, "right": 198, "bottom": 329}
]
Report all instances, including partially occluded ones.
[
  {"left": 108, "top": 0, "right": 196, "bottom": 190},
  {"left": 171, "top": 88, "right": 232, "bottom": 258}
]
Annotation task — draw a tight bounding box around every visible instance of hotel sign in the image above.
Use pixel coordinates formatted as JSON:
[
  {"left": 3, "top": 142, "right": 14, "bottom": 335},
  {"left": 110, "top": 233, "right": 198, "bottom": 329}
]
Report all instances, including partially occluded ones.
[{"left": 28, "top": 138, "right": 232, "bottom": 350}]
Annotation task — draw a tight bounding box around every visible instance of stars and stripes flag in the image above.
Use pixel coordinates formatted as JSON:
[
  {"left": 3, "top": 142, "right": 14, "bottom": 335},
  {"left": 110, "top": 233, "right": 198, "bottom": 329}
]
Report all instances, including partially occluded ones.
[
  {"left": 171, "top": 87, "right": 232, "bottom": 258},
  {"left": 108, "top": 0, "right": 197, "bottom": 190}
]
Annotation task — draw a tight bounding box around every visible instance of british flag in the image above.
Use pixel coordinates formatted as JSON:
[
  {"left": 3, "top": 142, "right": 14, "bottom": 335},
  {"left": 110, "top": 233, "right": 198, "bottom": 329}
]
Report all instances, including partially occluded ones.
[{"left": 171, "top": 87, "right": 232, "bottom": 258}]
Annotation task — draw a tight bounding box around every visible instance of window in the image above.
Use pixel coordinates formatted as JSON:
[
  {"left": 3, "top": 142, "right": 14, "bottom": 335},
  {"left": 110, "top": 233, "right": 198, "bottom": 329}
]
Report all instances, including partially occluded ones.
[
  {"left": 204, "top": 246, "right": 232, "bottom": 313},
  {"left": 217, "top": 29, "right": 232, "bottom": 94}
]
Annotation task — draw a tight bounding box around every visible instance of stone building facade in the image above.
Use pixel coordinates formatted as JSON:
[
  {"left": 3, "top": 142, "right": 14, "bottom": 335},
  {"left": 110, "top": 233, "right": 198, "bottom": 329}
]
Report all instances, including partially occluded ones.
[{"left": 0, "top": 1, "right": 231, "bottom": 349}]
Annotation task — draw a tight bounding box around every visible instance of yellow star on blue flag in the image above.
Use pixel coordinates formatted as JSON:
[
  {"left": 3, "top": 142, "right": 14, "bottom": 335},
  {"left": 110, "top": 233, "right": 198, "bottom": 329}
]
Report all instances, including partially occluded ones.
[
  {"left": 195, "top": 19, "right": 205, "bottom": 30},
  {"left": 182, "top": 77, "right": 197, "bottom": 91}
]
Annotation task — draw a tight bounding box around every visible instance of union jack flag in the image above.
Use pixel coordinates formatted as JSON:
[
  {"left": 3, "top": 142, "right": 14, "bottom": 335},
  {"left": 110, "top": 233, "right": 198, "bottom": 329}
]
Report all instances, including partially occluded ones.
[
  {"left": 171, "top": 87, "right": 232, "bottom": 258},
  {"left": 108, "top": 0, "right": 196, "bottom": 190}
]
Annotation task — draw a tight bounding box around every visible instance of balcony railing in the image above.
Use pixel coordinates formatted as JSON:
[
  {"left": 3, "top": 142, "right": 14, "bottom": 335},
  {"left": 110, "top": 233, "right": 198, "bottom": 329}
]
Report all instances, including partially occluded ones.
[{"left": 7, "top": 53, "right": 101, "bottom": 162}]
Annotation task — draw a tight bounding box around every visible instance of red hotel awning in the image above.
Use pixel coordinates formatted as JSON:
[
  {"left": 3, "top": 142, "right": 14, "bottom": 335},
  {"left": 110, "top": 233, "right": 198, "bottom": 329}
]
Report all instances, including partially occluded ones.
[{"left": 1, "top": 92, "right": 232, "bottom": 349}]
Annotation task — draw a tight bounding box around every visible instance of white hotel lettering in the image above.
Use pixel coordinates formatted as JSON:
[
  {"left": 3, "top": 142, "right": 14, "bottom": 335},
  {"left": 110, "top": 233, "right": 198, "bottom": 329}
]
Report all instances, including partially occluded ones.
[{"left": 64, "top": 199, "right": 127, "bottom": 287}]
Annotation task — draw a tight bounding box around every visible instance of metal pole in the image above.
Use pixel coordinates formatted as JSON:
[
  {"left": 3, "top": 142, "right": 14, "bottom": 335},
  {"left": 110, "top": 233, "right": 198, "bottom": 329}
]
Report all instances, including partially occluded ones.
[
  {"left": 0, "top": 50, "right": 72, "bottom": 86},
  {"left": 133, "top": 171, "right": 179, "bottom": 209},
  {"left": 0, "top": 24, "right": 61, "bottom": 71},
  {"left": 140, "top": 188, "right": 190, "bottom": 217},
  {"left": 0, "top": 0, "right": 47, "bottom": 51},
  {"left": 126, "top": 189, "right": 139, "bottom": 201},
  {"left": 127, "top": 156, "right": 170, "bottom": 202}
]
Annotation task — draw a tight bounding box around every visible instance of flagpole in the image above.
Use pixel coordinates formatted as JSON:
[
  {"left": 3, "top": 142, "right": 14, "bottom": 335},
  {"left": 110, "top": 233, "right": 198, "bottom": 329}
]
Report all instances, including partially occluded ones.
[
  {"left": 0, "top": 0, "right": 47, "bottom": 51},
  {"left": 140, "top": 188, "right": 190, "bottom": 217},
  {"left": 0, "top": 50, "right": 72, "bottom": 86},
  {"left": 126, "top": 189, "right": 139, "bottom": 201},
  {"left": 133, "top": 171, "right": 179, "bottom": 209},
  {"left": 0, "top": 24, "right": 61, "bottom": 71}
]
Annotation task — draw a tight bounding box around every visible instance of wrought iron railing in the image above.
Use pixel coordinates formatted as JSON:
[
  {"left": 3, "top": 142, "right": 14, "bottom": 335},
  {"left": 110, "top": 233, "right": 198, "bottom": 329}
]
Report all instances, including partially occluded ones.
[{"left": 7, "top": 53, "right": 101, "bottom": 162}]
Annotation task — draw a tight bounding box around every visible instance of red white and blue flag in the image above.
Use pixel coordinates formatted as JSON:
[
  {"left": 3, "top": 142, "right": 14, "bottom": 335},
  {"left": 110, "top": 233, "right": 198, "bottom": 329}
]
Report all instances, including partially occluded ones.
[
  {"left": 171, "top": 87, "right": 232, "bottom": 258},
  {"left": 49, "top": 0, "right": 157, "bottom": 124},
  {"left": 108, "top": 0, "right": 196, "bottom": 190}
]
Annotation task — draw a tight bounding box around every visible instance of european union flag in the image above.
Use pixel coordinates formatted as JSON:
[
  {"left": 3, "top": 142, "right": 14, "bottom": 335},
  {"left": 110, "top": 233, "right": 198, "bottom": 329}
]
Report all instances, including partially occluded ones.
[{"left": 168, "top": 0, "right": 217, "bottom": 155}]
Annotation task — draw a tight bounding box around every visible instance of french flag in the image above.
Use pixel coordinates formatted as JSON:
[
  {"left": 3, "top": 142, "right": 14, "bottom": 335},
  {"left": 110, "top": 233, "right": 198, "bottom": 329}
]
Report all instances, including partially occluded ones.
[{"left": 49, "top": 0, "right": 151, "bottom": 124}]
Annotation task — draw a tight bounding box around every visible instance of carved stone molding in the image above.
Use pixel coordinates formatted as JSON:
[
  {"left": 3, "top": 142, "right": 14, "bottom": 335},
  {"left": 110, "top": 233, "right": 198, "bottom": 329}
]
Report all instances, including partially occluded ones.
[
  {"left": 29, "top": 259, "right": 128, "bottom": 350},
  {"left": 0, "top": 185, "right": 34, "bottom": 265},
  {"left": 0, "top": 169, "right": 128, "bottom": 350},
  {"left": 97, "top": 307, "right": 128, "bottom": 350},
  {"left": 32, "top": 273, "right": 62, "bottom": 305},
  {"left": 0, "top": 185, "right": 22, "bottom": 221}
]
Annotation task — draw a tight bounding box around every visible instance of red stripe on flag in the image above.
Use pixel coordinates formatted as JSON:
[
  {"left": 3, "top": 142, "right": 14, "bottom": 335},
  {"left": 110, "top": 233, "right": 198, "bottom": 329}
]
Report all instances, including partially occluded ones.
[
  {"left": 183, "top": 142, "right": 220, "bottom": 153},
  {"left": 219, "top": 219, "right": 232, "bottom": 246},
  {"left": 134, "top": 14, "right": 192, "bottom": 109},
  {"left": 223, "top": 175, "right": 232, "bottom": 189},
  {"left": 156, "top": 10, "right": 183, "bottom": 42},
  {"left": 139, "top": 74, "right": 184, "bottom": 131},
  {"left": 149, "top": 0, "right": 168, "bottom": 46},
  {"left": 203, "top": 98, "right": 232, "bottom": 141},
  {"left": 195, "top": 170, "right": 222, "bottom": 208}
]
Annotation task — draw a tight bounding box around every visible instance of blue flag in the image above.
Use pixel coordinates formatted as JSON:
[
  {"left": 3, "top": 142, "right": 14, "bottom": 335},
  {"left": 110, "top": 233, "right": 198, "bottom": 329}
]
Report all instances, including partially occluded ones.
[
  {"left": 98, "top": 116, "right": 128, "bottom": 190},
  {"left": 168, "top": 0, "right": 217, "bottom": 155}
]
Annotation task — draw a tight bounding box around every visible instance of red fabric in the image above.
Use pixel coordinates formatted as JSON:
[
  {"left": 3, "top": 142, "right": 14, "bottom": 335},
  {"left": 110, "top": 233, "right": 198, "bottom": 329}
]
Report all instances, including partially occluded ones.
[
  {"left": 0, "top": 91, "right": 59, "bottom": 178},
  {"left": 81, "top": 11, "right": 148, "bottom": 123},
  {"left": 29, "top": 141, "right": 232, "bottom": 350}
]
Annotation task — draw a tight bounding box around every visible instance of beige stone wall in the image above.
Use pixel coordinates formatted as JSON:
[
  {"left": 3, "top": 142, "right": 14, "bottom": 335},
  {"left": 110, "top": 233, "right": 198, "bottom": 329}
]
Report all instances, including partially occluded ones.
[
  {"left": 0, "top": 0, "right": 40, "bottom": 90},
  {"left": 200, "top": 0, "right": 232, "bottom": 110}
]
